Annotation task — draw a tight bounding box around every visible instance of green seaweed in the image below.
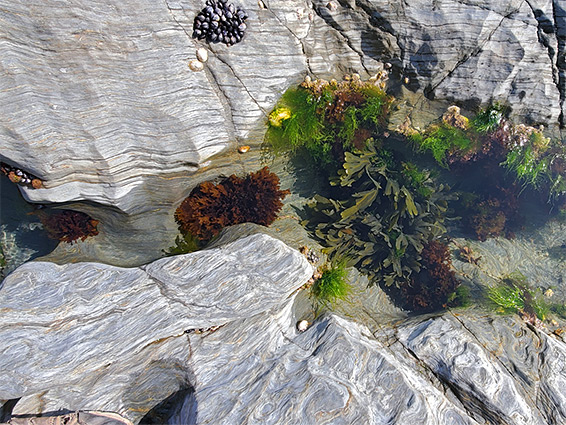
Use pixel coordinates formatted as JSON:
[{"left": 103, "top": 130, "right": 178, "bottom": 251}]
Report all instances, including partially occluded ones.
[
  {"left": 164, "top": 232, "right": 201, "bottom": 256},
  {"left": 472, "top": 103, "right": 505, "bottom": 134},
  {"left": 265, "top": 88, "right": 327, "bottom": 156},
  {"left": 311, "top": 260, "right": 351, "bottom": 309},
  {"left": 304, "top": 143, "right": 451, "bottom": 288},
  {"left": 487, "top": 272, "right": 549, "bottom": 320},
  {"left": 410, "top": 124, "right": 475, "bottom": 167},
  {"left": 264, "top": 78, "right": 393, "bottom": 167},
  {"left": 502, "top": 144, "right": 549, "bottom": 189},
  {"left": 337, "top": 106, "right": 359, "bottom": 147}
]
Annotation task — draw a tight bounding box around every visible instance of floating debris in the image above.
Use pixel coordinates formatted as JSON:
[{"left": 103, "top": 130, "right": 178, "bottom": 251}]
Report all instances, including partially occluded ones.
[
  {"left": 1, "top": 162, "right": 43, "bottom": 189},
  {"left": 238, "top": 145, "right": 250, "bottom": 153},
  {"left": 193, "top": 0, "right": 248, "bottom": 46}
]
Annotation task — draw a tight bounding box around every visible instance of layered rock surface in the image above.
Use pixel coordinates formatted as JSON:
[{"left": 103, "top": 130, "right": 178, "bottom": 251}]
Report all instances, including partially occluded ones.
[
  {"left": 3, "top": 230, "right": 566, "bottom": 425},
  {"left": 169, "top": 309, "right": 566, "bottom": 425},
  {"left": 0, "top": 233, "right": 314, "bottom": 423},
  {"left": 2, "top": 1, "right": 566, "bottom": 424},
  {"left": 1, "top": 0, "right": 565, "bottom": 265}
]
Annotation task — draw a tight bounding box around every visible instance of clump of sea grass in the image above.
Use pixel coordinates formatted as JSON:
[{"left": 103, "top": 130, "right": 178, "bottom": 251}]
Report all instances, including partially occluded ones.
[
  {"left": 311, "top": 261, "right": 350, "bottom": 309},
  {"left": 265, "top": 75, "right": 393, "bottom": 167},
  {"left": 487, "top": 272, "right": 549, "bottom": 321}
]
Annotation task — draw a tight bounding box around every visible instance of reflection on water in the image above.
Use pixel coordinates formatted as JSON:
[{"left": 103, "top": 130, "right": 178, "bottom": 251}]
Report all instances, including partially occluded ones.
[{"left": 0, "top": 176, "right": 57, "bottom": 280}]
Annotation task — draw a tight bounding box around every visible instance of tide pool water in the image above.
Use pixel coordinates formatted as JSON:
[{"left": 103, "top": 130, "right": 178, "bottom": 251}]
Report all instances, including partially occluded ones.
[{"left": 0, "top": 176, "right": 57, "bottom": 281}]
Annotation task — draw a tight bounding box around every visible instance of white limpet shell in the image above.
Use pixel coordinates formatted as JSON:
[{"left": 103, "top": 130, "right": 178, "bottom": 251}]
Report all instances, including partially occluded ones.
[
  {"left": 188, "top": 59, "right": 204, "bottom": 72},
  {"left": 196, "top": 48, "right": 208, "bottom": 63},
  {"left": 297, "top": 320, "right": 309, "bottom": 332}
]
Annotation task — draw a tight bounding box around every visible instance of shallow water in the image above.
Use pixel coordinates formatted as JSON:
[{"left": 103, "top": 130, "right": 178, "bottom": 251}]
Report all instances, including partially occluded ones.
[{"left": 0, "top": 176, "right": 57, "bottom": 280}]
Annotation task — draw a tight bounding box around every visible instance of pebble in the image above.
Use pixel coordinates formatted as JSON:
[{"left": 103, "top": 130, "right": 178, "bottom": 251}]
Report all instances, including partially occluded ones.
[
  {"left": 188, "top": 59, "right": 205, "bottom": 72},
  {"left": 196, "top": 48, "right": 208, "bottom": 63},
  {"left": 297, "top": 320, "right": 309, "bottom": 332},
  {"left": 326, "top": 1, "right": 338, "bottom": 11}
]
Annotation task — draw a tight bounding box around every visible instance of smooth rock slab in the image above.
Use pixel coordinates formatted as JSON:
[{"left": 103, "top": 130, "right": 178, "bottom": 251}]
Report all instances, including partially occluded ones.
[{"left": 0, "top": 233, "right": 313, "bottom": 423}]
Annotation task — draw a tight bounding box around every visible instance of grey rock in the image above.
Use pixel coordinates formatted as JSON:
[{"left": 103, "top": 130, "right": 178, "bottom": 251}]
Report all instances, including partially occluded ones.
[
  {"left": 170, "top": 309, "right": 566, "bottom": 425},
  {"left": 3, "top": 231, "right": 566, "bottom": 425},
  {"left": 170, "top": 308, "right": 478, "bottom": 425},
  {"left": 2, "top": 0, "right": 565, "bottom": 266},
  {"left": 396, "top": 312, "right": 566, "bottom": 425},
  {"left": 0, "top": 233, "right": 313, "bottom": 423}
]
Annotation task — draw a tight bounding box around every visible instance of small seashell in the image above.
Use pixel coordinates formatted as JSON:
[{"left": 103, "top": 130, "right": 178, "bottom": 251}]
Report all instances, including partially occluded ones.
[
  {"left": 404, "top": 77, "right": 410, "bottom": 84},
  {"left": 188, "top": 59, "right": 204, "bottom": 72},
  {"left": 384, "top": 62, "right": 392, "bottom": 69},
  {"left": 31, "top": 179, "right": 43, "bottom": 189},
  {"left": 196, "top": 48, "right": 208, "bottom": 63},
  {"left": 297, "top": 320, "right": 309, "bottom": 332},
  {"left": 238, "top": 145, "right": 250, "bottom": 153},
  {"left": 258, "top": 0, "right": 266, "bottom": 9}
]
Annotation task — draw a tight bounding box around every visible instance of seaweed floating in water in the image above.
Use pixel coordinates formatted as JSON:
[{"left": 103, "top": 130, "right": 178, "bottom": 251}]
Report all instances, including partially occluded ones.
[
  {"left": 487, "top": 272, "right": 550, "bottom": 324},
  {"left": 175, "top": 167, "right": 290, "bottom": 241},
  {"left": 458, "top": 184, "right": 522, "bottom": 241},
  {"left": 264, "top": 74, "right": 393, "bottom": 168}
]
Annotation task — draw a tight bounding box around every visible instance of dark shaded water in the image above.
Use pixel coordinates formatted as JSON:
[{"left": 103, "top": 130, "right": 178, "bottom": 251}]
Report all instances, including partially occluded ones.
[{"left": 0, "top": 176, "right": 57, "bottom": 280}]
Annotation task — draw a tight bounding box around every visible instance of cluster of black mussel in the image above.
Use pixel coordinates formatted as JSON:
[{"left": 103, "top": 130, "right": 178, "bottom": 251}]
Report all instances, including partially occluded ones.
[{"left": 193, "top": 0, "right": 248, "bottom": 46}]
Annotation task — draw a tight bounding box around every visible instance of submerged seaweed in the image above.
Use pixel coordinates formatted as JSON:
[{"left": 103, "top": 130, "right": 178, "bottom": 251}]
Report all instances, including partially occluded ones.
[
  {"left": 304, "top": 143, "right": 452, "bottom": 290},
  {"left": 264, "top": 75, "right": 393, "bottom": 168},
  {"left": 38, "top": 210, "right": 99, "bottom": 244},
  {"left": 175, "top": 167, "right": 290, "bottom": 242}
]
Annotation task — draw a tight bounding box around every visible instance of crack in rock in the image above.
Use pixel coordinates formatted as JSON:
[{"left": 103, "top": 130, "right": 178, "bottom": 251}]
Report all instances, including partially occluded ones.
[
  {"left": 312, "top": 0, "right": 371, "bottom": 75},
  {"left": 163, "top": 0, "right": 239, "bottom": 144},
  {"left": 426, "top": 6, "right": 522, "bottom": 97},
  {"left": 525, "top": 0, "right": 564, "bottom": 127},
  {"left": 264, "top": 0, "right": 315, "bottom": 76}
]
